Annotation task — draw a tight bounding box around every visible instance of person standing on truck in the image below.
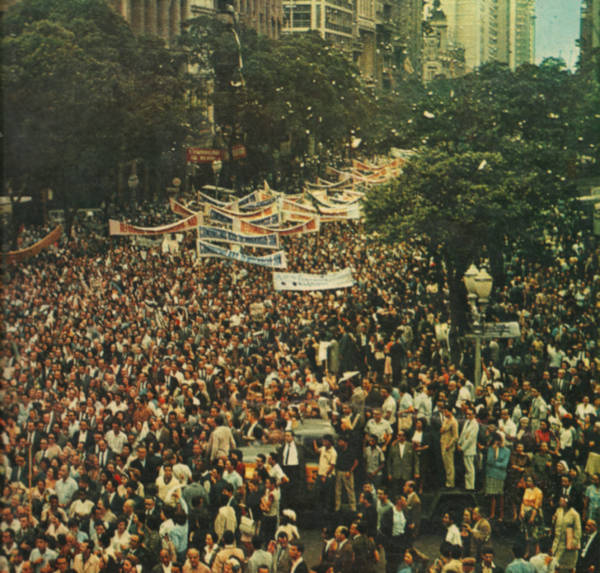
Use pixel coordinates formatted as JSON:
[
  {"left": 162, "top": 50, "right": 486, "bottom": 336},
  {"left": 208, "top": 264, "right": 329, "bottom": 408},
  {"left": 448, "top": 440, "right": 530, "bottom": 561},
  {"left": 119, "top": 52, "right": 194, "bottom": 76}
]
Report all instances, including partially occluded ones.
[{"left": 314, "top": 434, "right": 337, "bottom": 523}]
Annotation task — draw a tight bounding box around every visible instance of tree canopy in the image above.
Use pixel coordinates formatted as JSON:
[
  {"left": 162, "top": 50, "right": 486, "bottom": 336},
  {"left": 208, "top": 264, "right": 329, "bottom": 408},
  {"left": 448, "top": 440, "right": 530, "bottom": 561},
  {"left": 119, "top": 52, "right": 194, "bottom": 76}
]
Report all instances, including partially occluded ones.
[
  {"left": 363, "top": 60, "right": 595, "bottom": 337},
  {"left": 2, "top": 0, "right": 186, "bottom": 213},
  {"left": 179, "top": 21, "right": 373, "bottom": 187}
]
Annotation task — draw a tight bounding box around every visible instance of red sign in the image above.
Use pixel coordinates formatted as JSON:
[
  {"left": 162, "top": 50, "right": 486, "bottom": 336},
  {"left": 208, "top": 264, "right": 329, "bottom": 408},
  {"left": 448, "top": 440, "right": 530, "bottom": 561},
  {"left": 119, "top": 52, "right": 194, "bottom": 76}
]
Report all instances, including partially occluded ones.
[
  {"left": 186, "top": 148, "right": 223, "bottom": 164},
  {"left": 231, "top": 144, "right": 247, "bottom": 160}
]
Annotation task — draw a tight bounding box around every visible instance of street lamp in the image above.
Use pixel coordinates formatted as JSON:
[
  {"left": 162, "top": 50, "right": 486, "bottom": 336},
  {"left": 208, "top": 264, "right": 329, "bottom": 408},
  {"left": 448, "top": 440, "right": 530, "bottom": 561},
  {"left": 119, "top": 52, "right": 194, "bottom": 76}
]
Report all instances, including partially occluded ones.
[
  {"left": 464, "top": 264, "right": 493, "bottom": 387},
  {"left": 127, "top": 167, "right": 139, "bottom": 216},
  {"left": 212, "top": 159, "right": 223, "bottom": 188}
]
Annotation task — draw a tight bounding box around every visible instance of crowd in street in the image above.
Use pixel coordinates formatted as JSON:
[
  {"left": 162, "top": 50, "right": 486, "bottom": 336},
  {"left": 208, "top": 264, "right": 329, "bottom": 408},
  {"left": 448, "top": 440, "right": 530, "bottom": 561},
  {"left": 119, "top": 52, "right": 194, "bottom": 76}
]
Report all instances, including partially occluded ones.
[{"left": 1, "top": 197, "right": 599, "bottom": 573}]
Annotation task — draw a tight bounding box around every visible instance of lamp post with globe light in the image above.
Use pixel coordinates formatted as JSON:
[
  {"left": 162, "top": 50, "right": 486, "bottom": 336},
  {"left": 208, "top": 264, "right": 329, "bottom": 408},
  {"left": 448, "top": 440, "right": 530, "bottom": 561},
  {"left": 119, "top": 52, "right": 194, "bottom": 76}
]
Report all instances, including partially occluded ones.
[
  {"left": 464, "top": 264, "right": 493, "bottom": 387},
  {"left": 127, "top": 163, "right": 139, "bottom": 216}
]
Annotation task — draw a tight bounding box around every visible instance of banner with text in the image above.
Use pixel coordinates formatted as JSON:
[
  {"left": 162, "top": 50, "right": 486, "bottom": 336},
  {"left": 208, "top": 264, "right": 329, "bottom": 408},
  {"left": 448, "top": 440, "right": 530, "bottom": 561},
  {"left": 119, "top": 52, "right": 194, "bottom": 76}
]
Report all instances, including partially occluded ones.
[
  {"left": 197, "top": 225, "right": 279, "bottom": 249},
  {"left": 273, "top": 268, "right": 355, "bottom": 291},
  {"left": 234, "top": 216, "right": 320, "bottom": 237},
  {"left": 169, "top": 198, "right": 196, "bottom": 217},
  {"left": 109, "top": 213, "right": 201, "bottom": 236},
  {"left": 3, "top": 225, "right": 62, "bottom": 265},
  {"left": 196, "top": 240, "right": 287, "bottom": 269},
  {"left": 187, "top": 148, "right": 223, "bottom": 163}
]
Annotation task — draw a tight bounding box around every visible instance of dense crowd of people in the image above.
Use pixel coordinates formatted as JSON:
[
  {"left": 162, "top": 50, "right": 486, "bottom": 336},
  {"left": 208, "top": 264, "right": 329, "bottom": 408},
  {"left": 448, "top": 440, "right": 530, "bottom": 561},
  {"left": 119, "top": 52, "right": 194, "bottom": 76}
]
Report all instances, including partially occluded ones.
[{"left": 1, "top": 194, "right": 599, "bottom": 573}]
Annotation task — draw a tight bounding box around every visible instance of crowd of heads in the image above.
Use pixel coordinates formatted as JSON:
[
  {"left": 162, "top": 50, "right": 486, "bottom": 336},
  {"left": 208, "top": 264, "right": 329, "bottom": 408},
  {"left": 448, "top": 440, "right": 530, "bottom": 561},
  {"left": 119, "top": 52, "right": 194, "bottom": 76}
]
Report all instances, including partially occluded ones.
[{"left": 1, "top": 196, "right": 599, "bottom": 572}]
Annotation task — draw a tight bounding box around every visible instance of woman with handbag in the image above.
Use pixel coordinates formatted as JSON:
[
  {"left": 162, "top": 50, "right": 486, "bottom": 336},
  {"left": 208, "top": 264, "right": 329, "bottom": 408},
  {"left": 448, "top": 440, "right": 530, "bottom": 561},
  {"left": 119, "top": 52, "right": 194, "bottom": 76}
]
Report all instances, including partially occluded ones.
[
  {"left": 506, "top": 442, "right": 530, "bottom": 522},
  {"left": 519, "top": 476, "right": 543, "bottom": 557},
  {"left": 551, "top": 495, "right": 582, "bottom": 573}
]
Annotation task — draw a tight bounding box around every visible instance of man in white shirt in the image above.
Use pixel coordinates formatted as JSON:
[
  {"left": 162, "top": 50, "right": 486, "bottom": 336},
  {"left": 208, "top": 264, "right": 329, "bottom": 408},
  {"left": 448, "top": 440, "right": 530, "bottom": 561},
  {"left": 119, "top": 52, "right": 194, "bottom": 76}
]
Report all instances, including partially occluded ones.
[
  {"left": 104, "top": 422, "right": 127, "bottom": 455},
  {"left": 72, "top": 540, "right": 101, "bottom": 573},
  {"left": 498, "top": 409, "right": 517, "bottom": 444},
  {"left": 413, "top": 386, "right": 433, "bottom": 421},
  {"left": 156, "top": 465, "right": 182, "bottom": 504},
  {"left": 364, "top": 409, "right": 392, "bottom": 448},
  {"left": 289, "top": 540, "right": 309, "bottom": 573},
  {"left": 458, "top": 408, "right": 479, "bottom": 490},
  {"left": 442, "top": 512, "right": 462, "bottom": 548},
  {"left": 381, "top": 387, "right": 398, "bottom": 426}
]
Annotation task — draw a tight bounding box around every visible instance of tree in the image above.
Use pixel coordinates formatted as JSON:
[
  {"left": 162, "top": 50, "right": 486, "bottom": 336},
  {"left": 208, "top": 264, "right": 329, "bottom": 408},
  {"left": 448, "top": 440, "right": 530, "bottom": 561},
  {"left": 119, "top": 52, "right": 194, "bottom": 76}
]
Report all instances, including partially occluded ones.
[
  {"left": 2, "top": 0, "right": 186, "bottom": 231},
  {"left": 179, "top": 22, "right": 373, "bottom": 188},
  {"left": 364, "top": 149, "right": 537, "bottom": 335},
  {"left": 363, "top": 62, "right": 586, "bottom": 354}
]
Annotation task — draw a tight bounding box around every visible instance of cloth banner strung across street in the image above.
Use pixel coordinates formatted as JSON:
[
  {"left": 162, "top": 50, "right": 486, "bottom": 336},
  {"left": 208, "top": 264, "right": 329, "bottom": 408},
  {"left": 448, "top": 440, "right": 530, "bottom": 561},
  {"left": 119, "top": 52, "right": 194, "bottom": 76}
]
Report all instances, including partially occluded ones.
[
  {"left": 3, "top": 225, "right": 62, "bottom": 265},
  {"left": 169, "top": 198, "right": 196, "bottom": 217},
  {"left": 236, "top": 189, "right": 273, "bottom": 209},
  {"left": 305, "top": 175, "right": 353, "bottom": 190},
  {"left": 109, "top": 213, "right": 201, "bottom": 236},
  {"left": 197, "top": 225, "right": 279, "bottom": 249},
  {"left": 198, "top": 190, "right": 232, "bottom": 207},
  {"left": 197, "top": 240, "right": 287, "bottom": 269},
  {"left": 208, "top": 203, "right": 277, "bottom": 224},
  {"left": 246, "top": 212, "right": 280, "bottom": 227},
  {"left": 273, "top": 268, "right": 355, "bottom": 291},
  {"left": 233, "top": 216, "right": 320, "bottom": 237},
  {"left": 238, "top": 196, "right": 277, "bottom": 212},
  {"left": 319, "top": 205, "right": 361, "bottom": 221},
  {"left": 208, "top": 208, "right": 235, "bottom": 225}
]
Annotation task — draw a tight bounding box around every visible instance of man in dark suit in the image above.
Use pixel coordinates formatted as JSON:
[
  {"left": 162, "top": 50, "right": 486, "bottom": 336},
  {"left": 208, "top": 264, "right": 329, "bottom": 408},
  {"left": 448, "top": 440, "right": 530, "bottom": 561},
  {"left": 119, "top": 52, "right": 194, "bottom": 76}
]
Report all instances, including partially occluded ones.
[
  {"left": 239, "top": 409, "right": 264, "bottom": 446},
  {"left": 350, "top": 521, "right": 377, "bottom": 573},
  {"left": 578, "top": 519, "right": 599, "bottom": 573},
  {"left": 129, "top": 445, "right": 159, "bottom": 486},
  {"left": 95, "top": 439, "right": 114, "bottom": 469},
  {"left": 380, "top": 496, "right": 408, "bottom": 573},
  {"left": 332, "top": 525, "right": 354, "bottom": 573},
  {"left": 71, "top": 419, "right": 94, "bottom": 451},
  {"left": 475, "top": 547, "right": 504, "bottom": 573},
  {"left": 289, "top": 539, "right": 309, "bottom": 573},
  {"left": 10, "top": 455, "right": 28, "bottom": 487},
  {"left": 23, "top": 420, "right": 45, "bottom": 453},
  {"left": 386, "top": 430, "right": 415, "bottom": 498},
  {"left": 102, "top": 478, "right": 124, "bottom": 515},
  {"left": 278, "top": 430, "right": 306, "bottom": 510},
  {"left": 151, "top": 548, "right": 174, "bottom": 573}
]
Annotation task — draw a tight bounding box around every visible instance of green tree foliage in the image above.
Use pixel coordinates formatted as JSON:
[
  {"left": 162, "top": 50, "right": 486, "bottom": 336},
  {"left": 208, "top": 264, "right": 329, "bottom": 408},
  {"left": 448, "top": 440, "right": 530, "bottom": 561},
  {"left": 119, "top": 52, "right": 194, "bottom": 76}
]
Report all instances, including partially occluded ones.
[
  {"left": 179, "top": 22, "right": 373, "bottom": 186},
  {"left": 364, "top": 61, "right": 589, "bottom": 338},
  {"left": 2, "top": 0, "right": 186, "bottom": 218}
]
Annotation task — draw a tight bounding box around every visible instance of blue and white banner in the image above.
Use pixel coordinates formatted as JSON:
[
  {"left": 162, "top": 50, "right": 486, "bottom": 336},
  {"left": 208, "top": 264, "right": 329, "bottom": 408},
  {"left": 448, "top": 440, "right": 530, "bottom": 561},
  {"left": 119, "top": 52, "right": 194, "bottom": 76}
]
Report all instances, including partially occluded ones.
[
  {"left": 238, "top": 196, "right": 277, "bottom": 211},
  {"left": 208, "top": 208, "right": 234, "bottom": 225},
  {"left": 197, "top": 240, "right": 287, "bottom": 269},
  {"left": 247, "top": 212, "right": 280, "bottom": 227},
  {"left": 272, "top": 268, "right": 355, "bottom": 291},
  {"left": 198, "top": 189, "right": 232, "bottom": 207},
  {"left": 197, "top": 225, "right": 279, "bottom": 249}
]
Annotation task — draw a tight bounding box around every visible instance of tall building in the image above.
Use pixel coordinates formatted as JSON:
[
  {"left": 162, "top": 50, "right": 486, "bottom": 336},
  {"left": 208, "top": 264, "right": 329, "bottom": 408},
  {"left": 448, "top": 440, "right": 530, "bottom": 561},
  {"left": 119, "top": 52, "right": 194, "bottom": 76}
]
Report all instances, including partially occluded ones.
[
  {"left": 437, "top": 0, "right": 534, "bottom": 72},
  {"left": 279, "top": 0, "right": 420, "bottom": 87},
  {"left": 282, "top": 0, "right": 354, "bottom": 46},
  {"left": 237, "top": 0, "right": 283, "bottom": 38},
  {"left": 580, "top": 0, "right": 600, "bottom": 73},
  {"left": 500, "top": 0, "right": 535, "bottom": 69},
  {"left": 355, "top": 0, "right": 377, "bottom": 79},
  {"left": 422, "top": 3, "right": 465, "bottom": 81},
  {"left": 108, "top": 0, "right": 282, "bottom": 43}
]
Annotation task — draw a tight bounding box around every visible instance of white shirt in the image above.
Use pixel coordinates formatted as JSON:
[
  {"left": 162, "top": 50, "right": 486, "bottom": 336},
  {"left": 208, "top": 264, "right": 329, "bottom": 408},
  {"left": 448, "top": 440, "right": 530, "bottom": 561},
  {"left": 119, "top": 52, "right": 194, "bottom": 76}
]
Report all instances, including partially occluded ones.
[
  {"left": 282, "top": 442, "right": 299, "bottom": 466},
  {"left": 445, "top": 523, "right": 463, "bottom": 547}
]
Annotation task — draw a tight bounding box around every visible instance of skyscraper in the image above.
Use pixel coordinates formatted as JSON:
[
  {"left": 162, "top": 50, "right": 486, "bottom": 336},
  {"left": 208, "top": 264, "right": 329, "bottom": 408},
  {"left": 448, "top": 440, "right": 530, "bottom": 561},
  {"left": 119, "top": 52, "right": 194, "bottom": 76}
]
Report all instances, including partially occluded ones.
[
  {"left": 580, "top": 0, "right": 600, "bottom": 74},
  {"left": 438, "top": 0, "right": 535, "bottom": 72},
  {"left": 108, "top": 0, "right": 282, "bottom": 44}
]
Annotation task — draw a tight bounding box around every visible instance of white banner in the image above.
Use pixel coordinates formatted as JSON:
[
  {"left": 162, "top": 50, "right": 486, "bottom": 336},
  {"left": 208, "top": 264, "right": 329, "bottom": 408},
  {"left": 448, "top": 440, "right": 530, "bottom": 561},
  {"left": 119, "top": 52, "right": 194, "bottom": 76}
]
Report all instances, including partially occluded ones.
[
  {"left": 197, "top": 225, "right": 279, "bottom": 249},
  {"left": 109, "top": 213, "right": 202, "bottom": 236},
  {"left": 273, "top": 268, "right": 355, "bottom": 291},
  {"left": 483, "top": 322, "right": 521, "bottom": 338},
  {"left": 197, "top": 240, "right": 287, "bottom": 269}
]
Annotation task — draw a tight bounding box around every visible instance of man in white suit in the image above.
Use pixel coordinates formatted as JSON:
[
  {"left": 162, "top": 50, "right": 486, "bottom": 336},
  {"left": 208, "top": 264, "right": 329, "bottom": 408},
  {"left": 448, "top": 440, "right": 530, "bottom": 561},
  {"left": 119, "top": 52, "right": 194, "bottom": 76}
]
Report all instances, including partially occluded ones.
[{"left": 458, "top": 408, "right": 479, "bottom": 491}]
